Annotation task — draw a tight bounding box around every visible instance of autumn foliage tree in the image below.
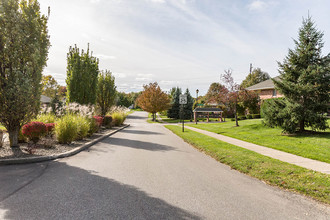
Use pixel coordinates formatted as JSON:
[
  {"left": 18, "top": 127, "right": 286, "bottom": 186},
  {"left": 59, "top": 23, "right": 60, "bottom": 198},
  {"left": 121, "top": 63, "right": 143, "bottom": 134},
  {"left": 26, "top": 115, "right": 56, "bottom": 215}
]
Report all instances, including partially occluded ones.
[
  {"left": 221, "top": 69, "right": 240, "bottom": 126},
  {"left": 137, "top": 82, "right": 171, "bottom": 121},
  {"left": 0, "top": 0, "right": 50, "bottom": 147},
  {"left": 41, "top": 75, "right": 59, "bottom": 98}
]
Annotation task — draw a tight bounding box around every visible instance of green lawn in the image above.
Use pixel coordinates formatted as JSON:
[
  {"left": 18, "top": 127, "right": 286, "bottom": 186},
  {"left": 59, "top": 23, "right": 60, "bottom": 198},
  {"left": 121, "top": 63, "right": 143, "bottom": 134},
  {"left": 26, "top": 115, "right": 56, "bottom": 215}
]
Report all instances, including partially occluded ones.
[
  {"left": 186, "top": 119, "right": 330, "bottom": 163},
  {"left": 165, "top": 125, "right": 330, "bottom": 204}
]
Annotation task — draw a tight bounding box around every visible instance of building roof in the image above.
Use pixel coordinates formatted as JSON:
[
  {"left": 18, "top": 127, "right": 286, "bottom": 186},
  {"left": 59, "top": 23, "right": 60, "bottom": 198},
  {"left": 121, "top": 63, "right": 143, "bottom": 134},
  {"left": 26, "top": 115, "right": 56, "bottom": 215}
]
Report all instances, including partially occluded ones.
[
  {"left": 193, "top": 107, "right": 223, "bottom": 112},
  {"left": 246, "top": 76, "right": 281, "bottom": 91},
  {"left": 40, "top": 95, "right": 51, "bottom": 103}
]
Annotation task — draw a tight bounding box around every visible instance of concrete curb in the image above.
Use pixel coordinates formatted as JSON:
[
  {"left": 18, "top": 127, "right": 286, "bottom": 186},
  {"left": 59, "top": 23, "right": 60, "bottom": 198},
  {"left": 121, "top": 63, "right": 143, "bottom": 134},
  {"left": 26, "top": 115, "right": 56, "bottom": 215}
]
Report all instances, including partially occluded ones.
[{"left": 0, "top": 124, "right": 130, "bottom": 165}]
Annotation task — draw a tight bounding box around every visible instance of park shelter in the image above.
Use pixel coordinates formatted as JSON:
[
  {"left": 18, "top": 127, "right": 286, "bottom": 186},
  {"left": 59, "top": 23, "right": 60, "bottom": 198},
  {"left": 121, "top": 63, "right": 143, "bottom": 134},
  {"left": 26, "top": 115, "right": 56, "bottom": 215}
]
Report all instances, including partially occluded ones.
[{"left": 193, "top": 107, "right": 223, "bottom": 123}]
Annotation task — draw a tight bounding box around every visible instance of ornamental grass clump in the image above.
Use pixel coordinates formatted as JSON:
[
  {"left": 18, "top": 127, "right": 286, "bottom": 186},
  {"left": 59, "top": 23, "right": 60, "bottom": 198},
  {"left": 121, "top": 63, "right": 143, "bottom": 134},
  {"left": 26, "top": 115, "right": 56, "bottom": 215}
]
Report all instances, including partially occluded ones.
[
  {"left": 76, "top": 116, "right": 90, "bottom": 140},
  {"left": 45, "top": 123, "right": 55, "bottom": 136},
  {"left": 35, "top": 113, "right": 56, "bottom": 123},
  {"left": 88, "top": 117, "right": 99, "bottom": 135},
  {"left": 55, "top": 114, "right": 78, "bottom": 144},
  {"left": 22, "top": 122, "right": 47, "bottom": 143},
  {"left": 111, "top": 112, "right": 125, "bottom": 126}
]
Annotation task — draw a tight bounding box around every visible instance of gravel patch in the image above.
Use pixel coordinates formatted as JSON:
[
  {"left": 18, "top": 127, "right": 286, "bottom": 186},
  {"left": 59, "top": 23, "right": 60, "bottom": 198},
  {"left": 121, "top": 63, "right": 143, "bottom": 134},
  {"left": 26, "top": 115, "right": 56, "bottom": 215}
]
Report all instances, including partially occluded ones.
[{"left": 0, "top": 129, "right": 110, "bottom": 159}]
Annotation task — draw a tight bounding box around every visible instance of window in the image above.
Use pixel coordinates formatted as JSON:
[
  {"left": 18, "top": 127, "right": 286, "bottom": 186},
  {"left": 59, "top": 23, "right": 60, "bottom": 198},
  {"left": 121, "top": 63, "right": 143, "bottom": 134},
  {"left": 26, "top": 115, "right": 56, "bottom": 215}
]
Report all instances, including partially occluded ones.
[{"left": 272, "top": 89, "right": 277, "bottom": 97}]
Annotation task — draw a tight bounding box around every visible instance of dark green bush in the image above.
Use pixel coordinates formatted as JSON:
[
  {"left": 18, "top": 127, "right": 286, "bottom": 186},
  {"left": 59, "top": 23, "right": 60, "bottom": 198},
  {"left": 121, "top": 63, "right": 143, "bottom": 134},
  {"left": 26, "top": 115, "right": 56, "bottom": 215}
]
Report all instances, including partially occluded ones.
[
  {"left": 103, "top": 115, "right": 113, "bottom": 128},
  {"left": 246, "top": 115, "right": 253, "bottom": 119},
  {"left": 252, "top": 114, "right": 261, "bottom": 119}
]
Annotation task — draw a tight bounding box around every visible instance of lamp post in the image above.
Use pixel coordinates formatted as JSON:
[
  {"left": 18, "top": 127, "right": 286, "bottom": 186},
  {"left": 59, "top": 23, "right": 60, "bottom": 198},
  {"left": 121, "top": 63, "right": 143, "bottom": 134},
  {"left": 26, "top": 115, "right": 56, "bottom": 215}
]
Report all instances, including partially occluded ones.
[{"left": 196, "top": 89, "right": 199, "bottom": 124}]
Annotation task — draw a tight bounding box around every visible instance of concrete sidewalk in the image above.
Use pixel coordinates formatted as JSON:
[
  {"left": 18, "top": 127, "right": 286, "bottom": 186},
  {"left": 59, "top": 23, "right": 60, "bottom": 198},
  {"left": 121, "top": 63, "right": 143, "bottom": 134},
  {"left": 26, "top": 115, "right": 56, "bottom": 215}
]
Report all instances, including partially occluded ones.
[{"left": 186, "top": 126, "right": 330, "bottom": 174}]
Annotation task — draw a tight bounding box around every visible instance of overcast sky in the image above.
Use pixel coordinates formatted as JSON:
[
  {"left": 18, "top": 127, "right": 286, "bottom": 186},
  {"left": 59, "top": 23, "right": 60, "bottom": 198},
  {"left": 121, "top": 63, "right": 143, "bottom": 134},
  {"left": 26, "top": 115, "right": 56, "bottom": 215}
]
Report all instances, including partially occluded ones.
[{"left": 39, "top": 0, "right": 330, "bottom": 96}]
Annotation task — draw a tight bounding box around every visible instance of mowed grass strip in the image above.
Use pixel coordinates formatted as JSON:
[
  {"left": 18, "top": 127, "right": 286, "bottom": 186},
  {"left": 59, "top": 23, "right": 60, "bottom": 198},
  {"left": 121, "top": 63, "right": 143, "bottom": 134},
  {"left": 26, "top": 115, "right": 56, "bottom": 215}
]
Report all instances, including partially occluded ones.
[
  {"left": 187, "top": 119, "right": 330, "bottom": 163},
  {"left": 165, "top": 125, "right": 330, "bottom": 204}
]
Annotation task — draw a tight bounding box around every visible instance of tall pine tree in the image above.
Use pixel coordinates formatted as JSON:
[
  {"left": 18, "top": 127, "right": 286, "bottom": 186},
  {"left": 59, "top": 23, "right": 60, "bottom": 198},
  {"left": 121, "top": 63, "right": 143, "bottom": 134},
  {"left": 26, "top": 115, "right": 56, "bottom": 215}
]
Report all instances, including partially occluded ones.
[
  {"left": 167, "top": 87, "right": 182, "bottom": 119},
  {"left": 272, "top": 16, "right": 330, "bottom": 133},
  {"left": 182, "top": 89, "right": 194, "bottom": 120}
]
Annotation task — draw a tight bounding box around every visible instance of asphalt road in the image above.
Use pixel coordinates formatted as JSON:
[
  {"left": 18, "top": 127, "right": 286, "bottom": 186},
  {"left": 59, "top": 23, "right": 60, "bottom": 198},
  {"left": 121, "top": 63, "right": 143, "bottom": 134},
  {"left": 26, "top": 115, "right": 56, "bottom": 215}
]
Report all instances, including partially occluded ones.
[{"left": 0, "top": 111, "right": 329, "bottom": 219}]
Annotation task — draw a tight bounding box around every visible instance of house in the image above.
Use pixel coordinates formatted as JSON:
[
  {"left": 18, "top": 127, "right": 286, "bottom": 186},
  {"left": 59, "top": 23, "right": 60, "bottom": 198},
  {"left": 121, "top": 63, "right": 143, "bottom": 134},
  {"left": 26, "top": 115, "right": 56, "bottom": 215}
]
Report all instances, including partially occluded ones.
[
  {"left": 246, "top": 76, "right": 283, "bottom": 100},
  {"left": 40, "top": 95, "right": 51, "bottom": 104}
]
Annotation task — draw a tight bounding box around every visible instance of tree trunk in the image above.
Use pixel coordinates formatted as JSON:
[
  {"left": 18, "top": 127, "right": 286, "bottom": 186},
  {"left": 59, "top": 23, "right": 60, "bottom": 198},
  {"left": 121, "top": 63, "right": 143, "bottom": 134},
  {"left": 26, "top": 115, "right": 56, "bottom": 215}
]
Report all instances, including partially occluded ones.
[
  {"left": 299, "top": 120, "right": 305, "bottom": 132},
  {"left": 152, "top": 113, "right": 156, "bottom": 121},
  {"left": 9, "top": 127, "right": 19, "bottom": 147},
  {"left": 235, "top": 103, "right": 239, "bottom": 127}
]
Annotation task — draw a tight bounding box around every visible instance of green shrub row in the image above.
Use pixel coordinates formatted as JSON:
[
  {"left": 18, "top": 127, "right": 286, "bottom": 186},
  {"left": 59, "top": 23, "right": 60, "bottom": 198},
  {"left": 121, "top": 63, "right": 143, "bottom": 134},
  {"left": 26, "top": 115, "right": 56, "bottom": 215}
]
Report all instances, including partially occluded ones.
[{"left": 111, "top": 112, "right": 127, "bottom": 126}]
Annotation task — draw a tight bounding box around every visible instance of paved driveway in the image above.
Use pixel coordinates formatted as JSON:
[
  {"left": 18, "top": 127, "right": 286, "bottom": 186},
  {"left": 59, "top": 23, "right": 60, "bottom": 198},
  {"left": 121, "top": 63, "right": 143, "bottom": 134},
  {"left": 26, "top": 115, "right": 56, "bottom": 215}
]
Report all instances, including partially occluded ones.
[{"left": 0, "top": 111, "right": 329, "bottom": 219}]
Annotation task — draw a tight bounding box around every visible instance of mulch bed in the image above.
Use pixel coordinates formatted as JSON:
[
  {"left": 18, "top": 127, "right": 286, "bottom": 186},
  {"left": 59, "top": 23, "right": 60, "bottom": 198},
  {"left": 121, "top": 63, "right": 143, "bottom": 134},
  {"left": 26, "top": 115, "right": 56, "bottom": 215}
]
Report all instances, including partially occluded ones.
[{"left": 0, "top": 129, "right": 110, "bottom": 160}]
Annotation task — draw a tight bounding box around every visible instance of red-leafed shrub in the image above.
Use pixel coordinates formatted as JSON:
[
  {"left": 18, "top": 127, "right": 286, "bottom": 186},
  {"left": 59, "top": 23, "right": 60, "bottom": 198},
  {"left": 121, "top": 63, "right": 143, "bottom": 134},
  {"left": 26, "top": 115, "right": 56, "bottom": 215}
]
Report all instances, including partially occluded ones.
[
  {"left": 22, "top": 121, "right": 47, "bottom": 143},
  {"left": 93, "top": 116, "right": 103, "bottom": 127},
  {"left": 45, "top": 123, "right": 55, "bottom": 134}
]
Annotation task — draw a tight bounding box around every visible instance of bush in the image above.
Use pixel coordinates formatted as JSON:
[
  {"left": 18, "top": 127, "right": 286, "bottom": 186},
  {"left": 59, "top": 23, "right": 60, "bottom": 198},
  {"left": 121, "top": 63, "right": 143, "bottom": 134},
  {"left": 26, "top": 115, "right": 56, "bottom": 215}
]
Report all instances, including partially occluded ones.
[
  {"left": 22, "top": 121, "right": 47, "bottom": 143},
  {"left": 103, "top": 115, "right": 112, "bottom": 128},
  {"left": 246, "top": 114, "right": 253, "bottom": 119},
  {"left": 18, "top": 128, "right": 27, "bottom": 143},
  {"left": 55, "top": 114, "right": 78, "bottom": 144},
  {"left": 112, "top": 112, "right": 125, "bottom": 126},
  {"left": 88, "top": 117, "right": 99, "bottom": 135},
  {"left": 93, "top": 116, "right": 103, "bottom": 127},
  {"left": 35, "top": 113, "right": 56, "bottom": 123},
  {"left": 76, "top": 116, "right": 90, "bottom": 140},
  {"left": 238, "top": 116, "right": 246, "bottom": 120},
  {"left": 252, "top": 114, "right": 261, "bottom": 119},
  {"left": 230, "top": 118, "right": 235, "bottom": 121}
]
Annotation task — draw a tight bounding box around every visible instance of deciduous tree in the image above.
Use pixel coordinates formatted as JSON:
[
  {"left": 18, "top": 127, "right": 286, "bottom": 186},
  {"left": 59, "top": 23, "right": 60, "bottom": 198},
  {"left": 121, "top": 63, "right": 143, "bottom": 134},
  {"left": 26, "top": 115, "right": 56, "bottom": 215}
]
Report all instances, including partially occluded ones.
[
  {"left": 241, "top": 68, "right": 270, "bottom": 88},
  {"left": 221, "top": 69, "right": 240, "bottom": 126},
  {"left": 0, "top": 0, "right": 50, "bottom": 147},
  {"left": 41, "top": 75, "right": 59, "bottom": 98},
  {"left": 137, "top": 82, "right": 171, "bottom": 121}
]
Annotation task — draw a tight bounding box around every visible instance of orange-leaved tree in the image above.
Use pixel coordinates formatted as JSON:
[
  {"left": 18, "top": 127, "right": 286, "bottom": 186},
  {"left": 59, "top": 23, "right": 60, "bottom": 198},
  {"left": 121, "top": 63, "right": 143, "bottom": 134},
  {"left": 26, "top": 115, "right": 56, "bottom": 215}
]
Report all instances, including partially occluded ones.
[{"left": 137, "top": 82, "right": 171, "bottom": 121}]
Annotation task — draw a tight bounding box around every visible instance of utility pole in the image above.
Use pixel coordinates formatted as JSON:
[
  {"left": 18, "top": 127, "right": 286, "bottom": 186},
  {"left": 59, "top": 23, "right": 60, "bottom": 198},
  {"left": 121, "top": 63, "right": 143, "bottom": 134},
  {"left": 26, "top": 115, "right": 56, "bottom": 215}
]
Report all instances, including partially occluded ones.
[{"left": 249, "top": 63, "right": 253, "bottom": 75}]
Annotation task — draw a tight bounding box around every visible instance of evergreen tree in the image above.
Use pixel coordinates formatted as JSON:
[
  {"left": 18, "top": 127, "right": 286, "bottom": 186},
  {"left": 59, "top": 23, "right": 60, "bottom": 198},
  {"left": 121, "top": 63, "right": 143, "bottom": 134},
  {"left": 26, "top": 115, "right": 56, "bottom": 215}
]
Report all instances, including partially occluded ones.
[
  {"left": 271, "top": 16, "right": 330, "bottom": 133},
  {"left": 241, "top": 68, "right": 270, "bottom": 88},
  {"left": 183, "top": 89, "right": 194, "bottom": 120},
  {"left": 66, "top": 44, "right": 99, "bottom": 105},
  {"left": 96, "top": 70, "right": 116, "bottom": 116},
  {"left": 167, "top": 87, "right": 182, "bottom": 119},
  {"left": 0, "top": 0, "right": 50, "bottom": 147}
]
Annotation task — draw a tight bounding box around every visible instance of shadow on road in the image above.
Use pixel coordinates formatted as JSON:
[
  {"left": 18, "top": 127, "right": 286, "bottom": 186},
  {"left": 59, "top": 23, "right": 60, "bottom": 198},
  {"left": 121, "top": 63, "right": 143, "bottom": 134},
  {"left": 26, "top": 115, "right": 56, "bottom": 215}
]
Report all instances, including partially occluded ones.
[
  {"left": 120, "top": 129, "right": 163, "bottom": 135},
  {"left": 126, "top": 114, "right": 146, "bottom": 120},
  {"left": 0, "top": 161, "right": 201, "bottom": 219},
  {"left": 100, "top": 137, "right": 177, "bottom": 152}
]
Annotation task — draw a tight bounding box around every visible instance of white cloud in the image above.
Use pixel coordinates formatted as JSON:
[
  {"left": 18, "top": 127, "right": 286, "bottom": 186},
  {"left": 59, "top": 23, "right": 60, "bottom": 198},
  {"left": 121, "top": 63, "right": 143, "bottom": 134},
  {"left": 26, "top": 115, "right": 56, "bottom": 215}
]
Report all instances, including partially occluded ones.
[
  {"left": 94, "top": 54, "right": 116, "bottom": 60},
  {"left": 248, "top": 0, "right": 267, "bottom": 11},
  {"left": 148, "top": 0, "right": 165, "bottom": 3},
  {"left": 113, "top": 72, "right": 127, "bottom": 78}
]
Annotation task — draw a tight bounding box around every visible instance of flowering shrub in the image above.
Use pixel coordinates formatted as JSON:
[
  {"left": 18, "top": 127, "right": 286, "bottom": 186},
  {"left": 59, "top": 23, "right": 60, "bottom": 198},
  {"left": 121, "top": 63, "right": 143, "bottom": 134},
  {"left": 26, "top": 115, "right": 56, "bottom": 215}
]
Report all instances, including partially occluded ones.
[
  {"left": 22, "top": 121, "right": 47, "bottom": 143},
  {"left": 93, "top": 116, "right": 103, "bottom": 127}
]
